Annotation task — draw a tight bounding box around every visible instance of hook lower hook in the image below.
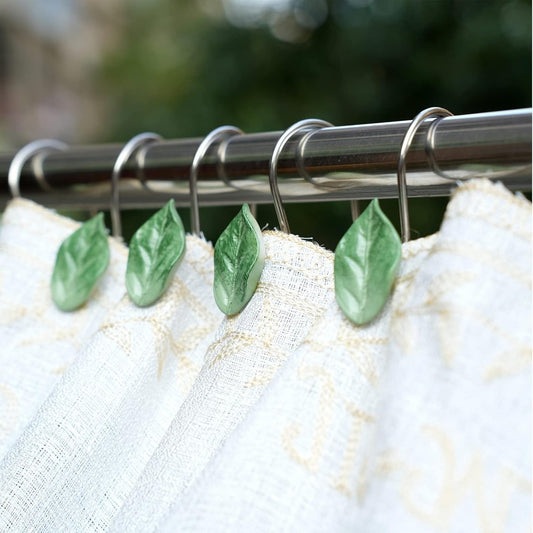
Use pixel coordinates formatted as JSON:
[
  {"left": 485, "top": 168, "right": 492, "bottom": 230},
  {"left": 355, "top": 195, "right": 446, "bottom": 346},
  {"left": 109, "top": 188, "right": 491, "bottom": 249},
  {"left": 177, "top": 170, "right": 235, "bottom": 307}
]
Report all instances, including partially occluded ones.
[
  {"left": 8, "top": 139, "right": 67, "bottom": 198},
  {"left": 397, "top": 106, "right": 453, "bottom": 242},
  {"left": 111, "top": 132, "right": 162, "bottom": 238},
  {"left": 269, "top": 119, "right": 332, "bottom": 234}
]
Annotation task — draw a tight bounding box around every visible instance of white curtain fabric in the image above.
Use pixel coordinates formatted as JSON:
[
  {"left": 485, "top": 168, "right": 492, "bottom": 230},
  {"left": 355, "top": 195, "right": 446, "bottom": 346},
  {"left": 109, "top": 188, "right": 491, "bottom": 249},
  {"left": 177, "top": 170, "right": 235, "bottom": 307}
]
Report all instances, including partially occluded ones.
[
  {"left": 0, "top": 199, "right": 126, "bottom": 461},
  {"left": 111, "top": 232, "right": 335, "bottom": 532},
  {"left": 156, "top": 233, "right": 435, "bottom": 533},
  {"left": 0, "top": 179, "right": 530, "bottom": 533},
  {"left": 0, "top": 235, "right": 222, "bottom": 531},
  {"left": 154, "top": 179, "right": 531, "bottom": 533},
  {"left": 359, "top": 180, "right": 531, "bottom": 532}
]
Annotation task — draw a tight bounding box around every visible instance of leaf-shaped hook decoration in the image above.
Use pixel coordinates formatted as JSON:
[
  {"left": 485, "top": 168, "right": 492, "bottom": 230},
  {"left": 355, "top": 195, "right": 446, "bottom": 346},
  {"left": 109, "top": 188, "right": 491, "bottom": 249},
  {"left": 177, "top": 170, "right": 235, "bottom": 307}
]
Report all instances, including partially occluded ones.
[
  {"left": 51, "top": 213, "right": 110, "bottom": 311},
  {"left": 126, "top": 199, "right": 186, "bottom": 307},
  {"left": 334, "top": 199, "right": 401, "bottom": 325},
  {"left": 214, "top": 203, "right": 265, "bottom": 315}
]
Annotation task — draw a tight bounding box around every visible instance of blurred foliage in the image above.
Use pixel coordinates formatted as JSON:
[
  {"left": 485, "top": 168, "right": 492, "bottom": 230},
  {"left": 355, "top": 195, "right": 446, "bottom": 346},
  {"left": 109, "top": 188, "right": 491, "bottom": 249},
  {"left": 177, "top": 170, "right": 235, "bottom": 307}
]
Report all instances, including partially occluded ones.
[{"left": 98, "top": 0, "right": 531, "bottom": 249}]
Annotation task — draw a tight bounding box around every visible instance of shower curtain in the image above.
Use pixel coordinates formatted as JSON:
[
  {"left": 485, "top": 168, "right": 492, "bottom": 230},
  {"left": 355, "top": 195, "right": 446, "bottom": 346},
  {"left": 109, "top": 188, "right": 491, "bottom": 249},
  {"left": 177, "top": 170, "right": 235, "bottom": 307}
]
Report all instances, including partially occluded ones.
[{"left": 0, "top": 178, "right": 530, "bottom": 532}]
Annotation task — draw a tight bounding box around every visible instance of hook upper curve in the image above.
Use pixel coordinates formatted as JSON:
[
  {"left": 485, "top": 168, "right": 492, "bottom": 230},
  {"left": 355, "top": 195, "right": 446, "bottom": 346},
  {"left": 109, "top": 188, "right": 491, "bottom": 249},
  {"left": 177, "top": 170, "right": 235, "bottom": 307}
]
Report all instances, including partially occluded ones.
[
  {"left": 397, "top": 106, "right": 453, "bottom": 242},
  {"left": 269, "top": 119, "right": 332, "bottom": 234},
  {"left": 190, "top": 125, "right": 242, "bottom": 236},
  {"left": 134, "top": 133, "right": 164, "bottom": 192},
  {"left": 294, "top": 120, "right": 333, "bottom": 187},
  {"left": 111, "top": 132, "right": 162, "bottom": 239},
  {"left": 216, "top": 128, "right": 244, "bottom": 188},
  {"left": 425, "top": 112, "right": 455, "bottom": 180},
  {"left": 8, "top": 139, "right": 67, "bottom": 198}
]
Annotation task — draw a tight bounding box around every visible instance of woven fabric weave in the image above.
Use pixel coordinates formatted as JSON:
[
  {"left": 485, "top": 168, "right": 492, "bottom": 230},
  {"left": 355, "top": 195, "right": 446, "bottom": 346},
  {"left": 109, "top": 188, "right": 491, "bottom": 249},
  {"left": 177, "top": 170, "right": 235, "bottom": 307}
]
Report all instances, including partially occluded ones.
[
  {"left": 0, "top": 235, "right": 222, "bottom": 532},
  {"left": 0, "top": 199, "right": 126, "bottom": 461},
  {"left": 359, "top": 180, "right": 531, "bottom": 532},
  {"left": 0, "top": 180, "right": 529, "bottom": 533},
  {"left": 157, "top": 180, "right": 531, "bottom": 533},
  {"left": 110, "top": 231, "right": 336, "bottom": 532}
]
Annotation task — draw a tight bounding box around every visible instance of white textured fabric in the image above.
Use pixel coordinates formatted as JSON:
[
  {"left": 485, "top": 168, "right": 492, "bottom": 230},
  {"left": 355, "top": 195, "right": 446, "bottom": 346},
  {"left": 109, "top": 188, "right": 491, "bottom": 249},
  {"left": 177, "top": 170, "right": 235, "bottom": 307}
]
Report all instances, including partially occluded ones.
[
  {"left": 0, "top": 180, "right": 529, "bottom": 533},
  {"left": 360, "top": 180, "right": 531, "bottom": 532},
  {"left": 0, "top": 235, "right": 223, "bottom": 532},
  {"left": 157, "top": 179, "right": 531, "bottom": 533},
  {"left": 111, "top": 232, "right": 336, "bottom": 532},
  {"left": 0, "top": 199, "right": 126, "bottom": 461},
  {"left": 157, "top": 226, "right": 435, "bottom": 533}
]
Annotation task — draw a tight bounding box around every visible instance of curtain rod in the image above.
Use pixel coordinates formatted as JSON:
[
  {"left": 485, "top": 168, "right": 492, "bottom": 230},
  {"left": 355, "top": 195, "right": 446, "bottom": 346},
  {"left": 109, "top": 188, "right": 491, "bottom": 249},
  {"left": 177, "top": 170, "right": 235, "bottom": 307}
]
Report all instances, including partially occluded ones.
[{"left": 0, "top": 108, "right": 530, "bottom": 210}]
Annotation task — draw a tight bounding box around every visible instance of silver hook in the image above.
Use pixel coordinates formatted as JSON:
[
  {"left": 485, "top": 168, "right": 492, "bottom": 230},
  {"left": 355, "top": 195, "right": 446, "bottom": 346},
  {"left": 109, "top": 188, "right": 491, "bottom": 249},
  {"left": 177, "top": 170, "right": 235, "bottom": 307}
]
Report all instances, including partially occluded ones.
[
  {"left": 8, "top": 139, "right": 67, "bottom": 198},
  {"left": 190, "top": 125, "right": 242, "bottom": 236},
  {"left": 269, "top": 119, "right": 332, "bottom": 233},
  {"left": 134, "top": 133, "right": 164, "bottom": 192},
  {"left": 397, "top": 106, "right": 453, "bottom": 242},
  {"left": 425, "top": 111, "right": 455, "bottom": 180},
  {"left": 216, "top": 129, "right": 244, "bottom": 188},
  {"left": 216, "top": 128, "right": 258, "bottom": 217},
  {"left": 294, "top": 121, "right": 361, "bottom": 222},
  {"left": 111, "top": 132, "right": 161, "bottom": 238}
]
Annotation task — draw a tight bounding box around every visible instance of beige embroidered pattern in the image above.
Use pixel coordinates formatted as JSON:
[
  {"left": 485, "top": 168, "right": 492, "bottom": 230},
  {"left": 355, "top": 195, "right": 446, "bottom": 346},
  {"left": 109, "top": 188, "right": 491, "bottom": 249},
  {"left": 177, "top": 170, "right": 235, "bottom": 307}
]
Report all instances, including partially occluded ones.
[
  {"left": 100, "top": 235, "right": 220, "bottom": 381},
  {"left": 0, "top": 199, "right": 127, "bottom": 459},
  {"left": 359, "top": 180, "right": 531, "bottom": 532},
  {"left": 375, "top": 425, "right": 530, "bottom": 533},
  {"left": 281, "top": 238, "right": 428, "bottom": 498}
]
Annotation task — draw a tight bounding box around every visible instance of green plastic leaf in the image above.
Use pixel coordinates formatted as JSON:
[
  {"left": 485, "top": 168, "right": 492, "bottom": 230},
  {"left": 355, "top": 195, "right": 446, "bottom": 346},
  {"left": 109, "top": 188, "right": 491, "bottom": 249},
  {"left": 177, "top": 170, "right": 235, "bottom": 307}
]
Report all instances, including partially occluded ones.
[
  {"left": 126, "top": 199, "right": 186, "bottom": 307},
  {"left": 51, "top": 213, "right": 110, "bottom": 311},
  {"left": 214, "top": 203, "right": 265, "bottom": 315},
  {"left": 334, "top": 199, "right": 401, "bottom": 325}
]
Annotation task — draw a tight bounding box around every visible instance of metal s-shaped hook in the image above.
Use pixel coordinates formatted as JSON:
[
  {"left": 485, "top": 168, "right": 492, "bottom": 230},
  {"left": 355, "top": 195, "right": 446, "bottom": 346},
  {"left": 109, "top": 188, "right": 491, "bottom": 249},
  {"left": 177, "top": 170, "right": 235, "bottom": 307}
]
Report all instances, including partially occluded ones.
[
  {"left": 217, "top": 129, "right": 261, "bottom": 218},
  {"left": 216, "top": 128, "right": 244, "bottom": 188},
  {"left": 8, "top": 139, "right": 67, "bottom": 198},
  {"left": 111, "top": 132, "right": 162, "bottom": 238},
  {"left": 397, "top": 106, "right": 453, "bottom": 242},
  {"left": 269, "top": 119, "right": 332, "bottom": 234},
  {"left": 189, "top": 125, "right": 242, "bottom": 236},
  {"left": 425, "top": 111, "right": 456, "bottom": 180},
  {"left": 294, "top": 120, "right": 362, "bottom": 222}
]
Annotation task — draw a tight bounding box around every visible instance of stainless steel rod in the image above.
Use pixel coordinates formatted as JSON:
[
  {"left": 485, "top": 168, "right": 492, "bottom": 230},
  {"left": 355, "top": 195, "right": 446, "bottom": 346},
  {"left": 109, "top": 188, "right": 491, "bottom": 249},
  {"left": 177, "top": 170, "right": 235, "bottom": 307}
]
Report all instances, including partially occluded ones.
[{"left": 0, "top": 108, "right": 530, "bottom": 210}]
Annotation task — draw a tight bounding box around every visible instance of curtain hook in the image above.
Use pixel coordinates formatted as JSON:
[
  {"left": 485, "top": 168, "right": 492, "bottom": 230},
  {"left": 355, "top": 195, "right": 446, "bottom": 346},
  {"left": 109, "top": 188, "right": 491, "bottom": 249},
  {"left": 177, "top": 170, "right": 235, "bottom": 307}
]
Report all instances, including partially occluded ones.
[
  {"left": 294, "top": 120, "right": 333, "bottom": 187},
  {"left": 111, "top": 132, "right": 161, "bottom": 239},
  {"left": 8, "top": 139, "right": 67, "bottom": 198},
  {"left": 189, "top": 125, "right": 242, "bottom": 236},
  {"left": 425, "top": 111, "right": 455, "bottom": 180},
  {"left": 134, "top": 133, "right": 163, "bottom": 192},
  {"left": 294, "top": 121, "right": 362, "bottom": 221},
  {"left": 216, "top": 128, "right": 244, "bottom": 188},
  {"left": 397, "top": 106, "right": 453, "bottom": 242},
  {"left": 269, "top": 119, "right": 332, "bottom": 234},
  {"left": 216, "top": 128, "right": 260, "bottom": 216}
]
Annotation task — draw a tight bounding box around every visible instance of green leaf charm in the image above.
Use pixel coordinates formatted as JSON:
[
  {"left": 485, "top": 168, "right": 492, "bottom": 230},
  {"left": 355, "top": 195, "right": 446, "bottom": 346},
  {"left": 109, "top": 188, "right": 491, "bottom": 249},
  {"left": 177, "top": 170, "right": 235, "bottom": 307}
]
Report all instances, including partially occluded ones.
[
  {"left": 214, "top": 203, "right": 265, "bottom": 315},
  {"left": 334, "top": 199, "right": 401, "bottom": 325},
  {"left": 51, "top": 213, "right": 110, "bottom": 311},
  {"left": 126, "top": 199, "right": 186, "bottom": 307}
]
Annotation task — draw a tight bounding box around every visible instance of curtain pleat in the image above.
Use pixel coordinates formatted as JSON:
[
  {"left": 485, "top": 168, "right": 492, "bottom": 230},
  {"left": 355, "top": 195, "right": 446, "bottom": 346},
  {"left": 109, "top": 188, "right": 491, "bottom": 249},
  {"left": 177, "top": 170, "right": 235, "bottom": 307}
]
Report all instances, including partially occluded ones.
[
  {"left": 111, "top": 232, "right": 335, "bottom": 532},
  {"left": 0, "top": 180, "right": 530, "bottom": 532},
  {"left": 0, "top": 199, "right": 126, "bottom": 462},
  {"left": 0, "top": 236, "right": 222, "bottom": 532}
]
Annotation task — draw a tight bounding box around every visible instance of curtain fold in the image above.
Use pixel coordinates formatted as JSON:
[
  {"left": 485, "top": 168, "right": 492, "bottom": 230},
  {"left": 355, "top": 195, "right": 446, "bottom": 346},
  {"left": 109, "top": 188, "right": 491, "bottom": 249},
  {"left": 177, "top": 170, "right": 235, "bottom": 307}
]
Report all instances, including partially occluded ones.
[
  {"left": 154, "top": 234, "right": 435, "bottom": 533},
  {"left": 156, "top": 180, "right": 530, "bottom": 533},
  {"left": 0, "top": 235, "right": 222, "bottom": 532},
  {"left": 110, "top": 232, "right": 335, "bottom": 532},
  {"left": 0, "top": 179, "right": 530, "bottom": 532},
  {"left": 358, "top": 179, "right": 531, "bottom": 532},
  {"left": 0, "top": 199, "right": 126, "bottom": 461}
]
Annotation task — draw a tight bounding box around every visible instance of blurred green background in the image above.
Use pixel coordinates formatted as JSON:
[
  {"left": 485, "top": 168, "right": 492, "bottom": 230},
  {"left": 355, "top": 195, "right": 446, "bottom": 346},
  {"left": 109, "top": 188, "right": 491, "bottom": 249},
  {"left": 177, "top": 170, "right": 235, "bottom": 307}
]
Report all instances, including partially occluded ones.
[{"left": 0, "top": 0, "right": 531, "bottom": 249}]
